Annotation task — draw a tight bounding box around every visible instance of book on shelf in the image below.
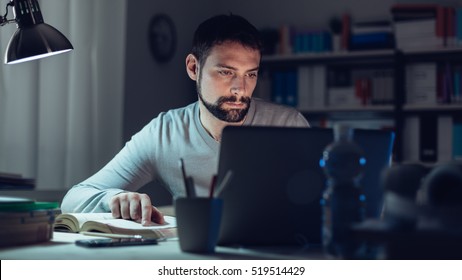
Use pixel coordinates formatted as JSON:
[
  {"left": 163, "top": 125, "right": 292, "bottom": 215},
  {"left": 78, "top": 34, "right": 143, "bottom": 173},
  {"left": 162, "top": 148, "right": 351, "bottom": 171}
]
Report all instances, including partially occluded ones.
[
  {"left": 297, "top": 66, "right": 312, "bottom": 110},
  {"left": 327, "top": 87, "right": 359, "bottom": 107},
  {"left": 405, "top": 62, "right": 462, "bottom": 106},
  {"left": 292, "top": 29, "right": 332, "bottom": 53},
  {"left": 402, "top": 116, "right": 420, "bottom": 162},
  {"left": 312, "top": 118, "right": 395, "bottom": 131},
  {"left": 446, "top": 6, "right": 456, "bottom": 47},
  {"left": 341, "top": 13, "right": 351, "bottom": 51},
  {"left": 438, "top": 116, "right": 453, "bottom": 162},
  {"left": 278, "top": 24, "right": 292, "bottom": 55},
  {"left": 454, "top": 121, "right": 462, "bottom": 160},
  {"left": 390, "top": 3, "right": 441, "bottom": 17},
  {"left": 351, "top": 20, "right": 393, "bottom": 34},
  {"left": 419, "top": 115, "right": 438, "bottom": 162},
  {"left": 454, "top": 65, "right": 461, "bottom": 103},
  {"left": 54, "top": 212, "right": 177, "bottom": 239},
  {"left": 253, "top": 69, "right": 272, "bottom": 101},
  {"left": 326, "top": 67, "right": 394, "bottom": 107},
  {"left": 403, "top": 115, "right": 438, "bottom": 163},
  {"left": 286, "top": 70, "right": 298, "bottom": 107},
  {"left": 405, "top": 63, "right": 438, "bottom": 105},
  {"left": 438, "top": 116, "right": 462, "bottom": 162},
  {"left": 349, "top": 32, "right": 395, "bottom": 51},
  {"left": 349, "top": 20, "right": 394, "bottom": 51},
  {"left": 296, "top": 65, "right": 326, "bottom": 110},
  {"left": 402, "top": 116, "right": 462, "bottom": 163},
  {"left": 457, "top": 8, "right": 462, "bottom": 46},
  {"left": 391, "top": 4, "right": 447, "bottom": 50}
]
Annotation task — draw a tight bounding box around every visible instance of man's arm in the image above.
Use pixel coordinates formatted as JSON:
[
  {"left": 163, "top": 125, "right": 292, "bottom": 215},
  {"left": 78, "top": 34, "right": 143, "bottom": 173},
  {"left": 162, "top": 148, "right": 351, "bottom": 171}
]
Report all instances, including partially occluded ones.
[{"left": 61, "top": 119, "right": 164, "bottom": 224}]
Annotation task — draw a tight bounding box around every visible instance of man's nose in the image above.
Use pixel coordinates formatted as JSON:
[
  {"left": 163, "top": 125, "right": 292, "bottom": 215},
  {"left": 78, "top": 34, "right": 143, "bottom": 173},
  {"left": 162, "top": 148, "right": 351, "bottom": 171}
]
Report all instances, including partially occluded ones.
[{"left": 230, "top": 76, "right": 245, "bottom": 94}]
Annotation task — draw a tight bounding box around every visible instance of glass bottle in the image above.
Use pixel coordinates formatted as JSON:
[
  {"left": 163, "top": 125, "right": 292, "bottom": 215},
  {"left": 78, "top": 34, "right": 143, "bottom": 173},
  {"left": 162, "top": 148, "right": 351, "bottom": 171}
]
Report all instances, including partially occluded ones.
[{"left": 320, "top": 124, "right": 366, "bottom": 259}]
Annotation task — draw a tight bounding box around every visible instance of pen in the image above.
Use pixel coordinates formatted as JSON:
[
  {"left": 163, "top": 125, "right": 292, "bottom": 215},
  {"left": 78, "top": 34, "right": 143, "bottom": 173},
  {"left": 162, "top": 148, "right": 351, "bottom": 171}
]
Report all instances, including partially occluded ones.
[
  {"left": 179, "top": 158, "right": 196, "bottom": 197},
  {"left": 215, "top": 170, "right": 233, "bottom": 196},
  {"left": 209, "top": 174, "right": 218, "bottom": 198},
  {"left": 186, "top": 176, "right": 196, "bottom": 197}
]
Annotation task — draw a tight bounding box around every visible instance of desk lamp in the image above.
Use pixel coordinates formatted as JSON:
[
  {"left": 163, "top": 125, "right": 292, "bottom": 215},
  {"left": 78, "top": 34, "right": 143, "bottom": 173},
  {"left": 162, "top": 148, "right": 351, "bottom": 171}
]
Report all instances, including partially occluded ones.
[{"left": 0, "top": 0, "right": 73, "bottom": 64}]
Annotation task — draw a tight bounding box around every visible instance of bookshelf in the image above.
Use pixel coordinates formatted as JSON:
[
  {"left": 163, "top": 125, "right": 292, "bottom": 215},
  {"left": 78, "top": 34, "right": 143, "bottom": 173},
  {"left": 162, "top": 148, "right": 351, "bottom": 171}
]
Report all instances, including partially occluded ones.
[
  {"left": 257, "top": 46, "right": 462, "bottom": 163},
  {"left": 257, "top": 49, "right": 402, "bottom": 159},
  {"left": 400, "top": 47, "right": 462, "bottom": 164},
  {"left": 255, "top": 3, "right": 462, "bottom": 164}
]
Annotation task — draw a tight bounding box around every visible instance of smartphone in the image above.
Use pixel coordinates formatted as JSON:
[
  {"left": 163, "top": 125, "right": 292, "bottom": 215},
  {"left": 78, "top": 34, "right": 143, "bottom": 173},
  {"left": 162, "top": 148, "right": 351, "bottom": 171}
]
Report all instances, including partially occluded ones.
[{"left": 75, "top": 238, "right": 158, "bottom": 248}]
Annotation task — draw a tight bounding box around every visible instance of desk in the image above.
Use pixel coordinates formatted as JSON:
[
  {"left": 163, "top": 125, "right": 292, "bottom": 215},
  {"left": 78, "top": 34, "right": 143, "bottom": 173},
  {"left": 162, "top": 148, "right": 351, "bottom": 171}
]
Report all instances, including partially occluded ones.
[{"left": 0, "top": 232, "right": 325, "bottom": 260}]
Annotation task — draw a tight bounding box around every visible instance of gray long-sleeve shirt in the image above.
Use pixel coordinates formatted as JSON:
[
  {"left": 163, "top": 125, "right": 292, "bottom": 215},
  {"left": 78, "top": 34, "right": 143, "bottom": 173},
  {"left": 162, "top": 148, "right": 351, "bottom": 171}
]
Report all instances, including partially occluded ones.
[{"left": 61, "top": 99, "right": 309, "bottom": 213}]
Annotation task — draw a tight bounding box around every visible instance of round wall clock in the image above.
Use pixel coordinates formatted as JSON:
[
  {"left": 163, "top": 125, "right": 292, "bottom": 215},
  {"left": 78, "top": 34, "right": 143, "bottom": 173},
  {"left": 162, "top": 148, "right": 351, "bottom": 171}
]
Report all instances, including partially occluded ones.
[{"left": 148, "top": 13, "right": 177, "bottom": 63}]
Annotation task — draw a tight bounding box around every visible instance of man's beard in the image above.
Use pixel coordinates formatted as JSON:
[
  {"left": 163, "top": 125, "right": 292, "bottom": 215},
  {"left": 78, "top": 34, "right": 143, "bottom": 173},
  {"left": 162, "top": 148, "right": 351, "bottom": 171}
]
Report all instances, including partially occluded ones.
[{"left": 197, "top": 81, "right": 251, "bottom": 123}]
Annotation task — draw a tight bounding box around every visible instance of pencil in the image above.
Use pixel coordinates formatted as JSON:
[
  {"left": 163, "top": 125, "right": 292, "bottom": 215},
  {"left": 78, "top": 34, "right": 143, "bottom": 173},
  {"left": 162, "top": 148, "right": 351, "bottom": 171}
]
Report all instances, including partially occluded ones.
[
  {"left": 215, "top": 170, "right": 233, "bottom": 195},
  {"left": 179, "top": 158, "right": 196, "bottom": 197},
  {"left": 209, "top": 174, "right": 218, "bottom": 198}
]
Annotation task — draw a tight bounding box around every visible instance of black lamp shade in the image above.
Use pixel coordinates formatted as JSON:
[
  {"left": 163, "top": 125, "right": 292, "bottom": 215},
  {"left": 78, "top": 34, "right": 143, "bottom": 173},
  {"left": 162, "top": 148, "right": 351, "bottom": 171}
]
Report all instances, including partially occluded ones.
[
  {"left": 4, "top": 0, "right": 73, "bottom": 64},
  {"left": 5, "top": 23, "right": 73, "bottom": 64}
]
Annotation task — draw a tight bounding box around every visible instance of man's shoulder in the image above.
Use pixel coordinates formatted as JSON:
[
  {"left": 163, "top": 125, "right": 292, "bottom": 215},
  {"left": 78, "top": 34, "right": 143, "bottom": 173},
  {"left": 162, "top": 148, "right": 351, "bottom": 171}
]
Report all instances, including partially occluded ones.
[
  {"left": 152, "top": 102, "right": 196, "bottom": 122},
  {"left": 141, "top": 102, "right": 197, "bottom": 132},
  {"left": 249, "top": 98, "right": 309, "bottom": 127},
  {"left": 252, "top": 98, "right": 300, "bottom": 113}
]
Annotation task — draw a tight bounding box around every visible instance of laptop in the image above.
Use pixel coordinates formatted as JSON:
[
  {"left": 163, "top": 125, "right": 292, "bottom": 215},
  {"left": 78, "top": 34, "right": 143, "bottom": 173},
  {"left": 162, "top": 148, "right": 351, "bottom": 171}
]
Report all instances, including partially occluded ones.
[{"left": 216, "top": 126, "right": 394, "bottom": 247}]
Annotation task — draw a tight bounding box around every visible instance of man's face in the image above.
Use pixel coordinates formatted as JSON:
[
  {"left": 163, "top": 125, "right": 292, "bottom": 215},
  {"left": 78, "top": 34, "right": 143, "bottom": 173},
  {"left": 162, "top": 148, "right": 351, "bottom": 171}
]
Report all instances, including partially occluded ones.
[{"left": 196, "top": 41, "right": 260, "bottom": 123}]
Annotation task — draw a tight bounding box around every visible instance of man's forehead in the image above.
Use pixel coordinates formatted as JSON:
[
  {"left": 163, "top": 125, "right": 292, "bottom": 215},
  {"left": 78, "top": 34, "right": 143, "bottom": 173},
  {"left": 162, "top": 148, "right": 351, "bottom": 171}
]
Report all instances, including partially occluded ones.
[{"left": 205, "top": 42, "right": 260, "bottom": 68}]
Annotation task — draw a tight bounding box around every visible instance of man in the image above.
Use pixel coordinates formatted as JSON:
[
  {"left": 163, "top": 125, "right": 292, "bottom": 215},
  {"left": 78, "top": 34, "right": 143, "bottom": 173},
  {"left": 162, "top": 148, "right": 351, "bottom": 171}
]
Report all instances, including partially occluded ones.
[{"left": 61, "top": 14, "right": 309, "bottom": 225}]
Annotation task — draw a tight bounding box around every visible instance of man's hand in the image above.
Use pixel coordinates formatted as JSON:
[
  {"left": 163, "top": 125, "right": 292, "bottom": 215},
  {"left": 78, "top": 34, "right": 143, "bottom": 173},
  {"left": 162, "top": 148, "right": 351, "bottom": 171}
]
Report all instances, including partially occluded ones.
[{"left": 109, "top": 192, "right": 165, "bottom": 225}]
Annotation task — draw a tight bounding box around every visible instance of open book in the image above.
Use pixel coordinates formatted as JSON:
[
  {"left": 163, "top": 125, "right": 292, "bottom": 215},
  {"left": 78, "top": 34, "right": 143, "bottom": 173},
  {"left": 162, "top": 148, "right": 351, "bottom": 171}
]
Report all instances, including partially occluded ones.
[{"left": 54, "top": 213, "right": 177, "bottom": 239}]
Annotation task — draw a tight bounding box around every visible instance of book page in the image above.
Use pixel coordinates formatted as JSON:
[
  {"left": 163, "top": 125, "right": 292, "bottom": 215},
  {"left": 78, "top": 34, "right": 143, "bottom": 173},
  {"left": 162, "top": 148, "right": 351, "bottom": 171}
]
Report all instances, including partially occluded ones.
[
  {"left": 80, "top": 215, "right": 177, "bottom": 239},
  {"left": 55, "top": 212, "right": 176, "bottom": 235},
  {"left": 83, "top": 215, "right": 176, "bottom": 230},
  {"left": 55, "top": 212, "right": 116, "bottom": 232}
]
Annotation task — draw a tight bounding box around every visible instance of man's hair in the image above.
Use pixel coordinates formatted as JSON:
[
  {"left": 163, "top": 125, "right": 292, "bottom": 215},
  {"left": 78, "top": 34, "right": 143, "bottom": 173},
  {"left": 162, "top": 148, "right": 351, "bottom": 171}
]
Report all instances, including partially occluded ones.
[{"left": 191, "top": 14, "right": 263, "bottom": 66}]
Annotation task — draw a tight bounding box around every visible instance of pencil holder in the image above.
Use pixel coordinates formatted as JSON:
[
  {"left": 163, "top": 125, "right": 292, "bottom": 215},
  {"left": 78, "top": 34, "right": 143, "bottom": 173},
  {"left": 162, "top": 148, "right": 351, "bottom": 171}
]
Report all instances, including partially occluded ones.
[{"left": 174, "top": 197, "right": 223, "bottom": 253}]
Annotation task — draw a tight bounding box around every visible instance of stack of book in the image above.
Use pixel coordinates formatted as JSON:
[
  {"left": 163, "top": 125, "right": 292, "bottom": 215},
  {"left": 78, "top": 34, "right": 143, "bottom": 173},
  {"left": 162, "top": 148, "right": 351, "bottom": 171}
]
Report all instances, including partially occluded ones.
[
  {"left": 349, "top": 20, "right": 395, "bottom": 51},
  {"left": 391, "top": 4, "right": 446, "bottom": 50},
  {"left": 0, "top": 173, "right": 35, "bottom": 190},
  {"left": 0, "top": 196, "right": 60, "bottom": 247}
]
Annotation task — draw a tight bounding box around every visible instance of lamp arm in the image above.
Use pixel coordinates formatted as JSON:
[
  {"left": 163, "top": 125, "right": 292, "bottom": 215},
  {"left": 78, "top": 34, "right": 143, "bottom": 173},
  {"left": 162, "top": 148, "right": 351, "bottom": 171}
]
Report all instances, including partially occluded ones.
[{"left": 0, "top": 1, "right": 15, "bottom": 26}]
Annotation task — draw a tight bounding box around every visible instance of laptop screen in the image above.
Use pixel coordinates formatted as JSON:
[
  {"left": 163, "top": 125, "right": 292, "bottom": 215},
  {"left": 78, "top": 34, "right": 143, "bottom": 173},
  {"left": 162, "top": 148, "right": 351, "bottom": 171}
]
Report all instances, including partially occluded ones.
[{"left": 216, "top": 126, "right": 394, "bottom": 247}]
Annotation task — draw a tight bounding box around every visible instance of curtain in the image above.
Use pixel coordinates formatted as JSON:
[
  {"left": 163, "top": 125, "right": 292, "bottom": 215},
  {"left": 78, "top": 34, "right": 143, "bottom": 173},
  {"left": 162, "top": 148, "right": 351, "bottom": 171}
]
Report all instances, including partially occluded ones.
[{"left": 0, "top": 0, "right": 127, "bottom": 190}]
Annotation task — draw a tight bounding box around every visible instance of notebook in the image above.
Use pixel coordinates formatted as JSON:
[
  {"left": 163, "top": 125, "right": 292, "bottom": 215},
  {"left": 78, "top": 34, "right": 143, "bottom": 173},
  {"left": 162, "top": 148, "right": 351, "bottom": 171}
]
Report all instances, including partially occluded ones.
[{"left": 216, "top": 126, "right": 394, "bottom": 247}]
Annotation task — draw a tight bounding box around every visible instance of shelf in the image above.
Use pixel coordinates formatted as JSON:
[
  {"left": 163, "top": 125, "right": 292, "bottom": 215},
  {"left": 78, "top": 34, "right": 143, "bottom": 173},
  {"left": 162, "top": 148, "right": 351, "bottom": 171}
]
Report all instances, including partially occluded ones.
[
  {"left": 261, "top": 49, "right": 396, "bottom": 66},
  {"left": 301, "top": 105, "right": 394, "bottom": 113},
  {"left": 262, "top": 47, "right": 462, "bottom": 66},
  {"left": 401, "top": 46, "right": 462, "bottom": 62},
  {"left": 401, "top": 46, "right": 462, "bottom": 55},
  {"left": 261, "top": 46, "right": 462, "bottom": 163},
  {"left": 403, "top": 104, "right": 462, "bottom": 112},
  {"left": 263, "top": 49, "right": 396, "bottom": 61}
]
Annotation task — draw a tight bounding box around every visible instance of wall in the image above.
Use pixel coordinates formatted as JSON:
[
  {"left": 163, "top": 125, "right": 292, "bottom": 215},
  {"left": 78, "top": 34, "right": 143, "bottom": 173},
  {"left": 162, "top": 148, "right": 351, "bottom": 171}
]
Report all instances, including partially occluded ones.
[{"left": 123, "top": 0, "right": 219, "bottom": 141}]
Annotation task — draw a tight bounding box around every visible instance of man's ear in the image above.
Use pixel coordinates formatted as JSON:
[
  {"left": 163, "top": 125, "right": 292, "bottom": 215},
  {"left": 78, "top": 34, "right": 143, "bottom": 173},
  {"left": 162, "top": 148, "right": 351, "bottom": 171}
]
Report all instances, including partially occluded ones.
[{"left": 185, "top": 54, "right": 199, "bottom": 81}]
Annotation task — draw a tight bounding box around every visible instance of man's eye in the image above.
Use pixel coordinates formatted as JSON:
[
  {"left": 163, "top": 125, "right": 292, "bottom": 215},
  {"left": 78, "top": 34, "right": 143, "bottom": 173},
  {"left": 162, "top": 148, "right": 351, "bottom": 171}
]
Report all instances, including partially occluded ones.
[
  {"left": 219, "top": 70, "right": 233, "bottom": 76},
  {"left": 247, "top": 72, "right": 258, "bottom": 78}
]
